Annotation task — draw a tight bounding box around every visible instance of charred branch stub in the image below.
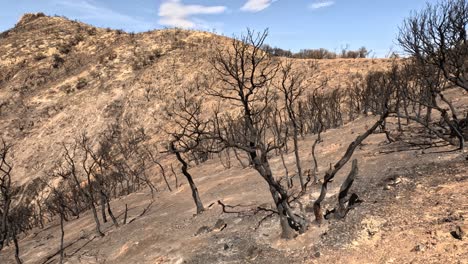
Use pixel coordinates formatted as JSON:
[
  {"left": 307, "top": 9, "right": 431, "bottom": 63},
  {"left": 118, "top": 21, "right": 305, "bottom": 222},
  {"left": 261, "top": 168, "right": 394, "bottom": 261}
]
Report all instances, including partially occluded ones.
[
  {"left": 335, "top": 159, "right": 359, "bottom": 219},
  {"left": 313, "top": 110, "right": 389, "bottom": 224}
]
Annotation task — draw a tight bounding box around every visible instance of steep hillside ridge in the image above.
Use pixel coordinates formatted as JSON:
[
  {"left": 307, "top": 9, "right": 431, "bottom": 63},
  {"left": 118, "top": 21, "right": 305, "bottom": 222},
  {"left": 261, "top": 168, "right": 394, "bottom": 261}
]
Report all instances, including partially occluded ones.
[{"left": 0, "top": 14, "right": 394, "bottom": 183}]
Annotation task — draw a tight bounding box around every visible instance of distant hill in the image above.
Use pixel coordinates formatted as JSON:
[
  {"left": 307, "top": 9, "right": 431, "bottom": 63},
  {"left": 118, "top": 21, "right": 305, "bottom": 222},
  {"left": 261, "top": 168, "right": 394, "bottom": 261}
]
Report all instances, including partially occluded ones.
[{"left": 0, "top": 13, "right": 394, "bottom": 184}]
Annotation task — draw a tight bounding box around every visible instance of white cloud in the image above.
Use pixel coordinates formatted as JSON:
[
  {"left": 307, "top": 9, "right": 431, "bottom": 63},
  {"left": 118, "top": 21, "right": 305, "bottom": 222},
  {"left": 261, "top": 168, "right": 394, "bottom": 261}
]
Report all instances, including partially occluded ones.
[
  {"left": 241, "top": 0, "right": 275, "bottom": 12},
  {"left": 309, "top": 1, "right": 335, "bottom": 9},
  {"left": 55, "top": 0, "right": 154, "bottom": 31},
  {"left": 158, "top": 0, "right": 226, "bottom": 28}
]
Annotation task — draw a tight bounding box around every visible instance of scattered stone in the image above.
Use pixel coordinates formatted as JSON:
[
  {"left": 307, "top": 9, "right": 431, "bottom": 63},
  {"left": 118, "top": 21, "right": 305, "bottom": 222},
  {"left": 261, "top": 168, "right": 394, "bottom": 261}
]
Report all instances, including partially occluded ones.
[
  {"left": 305, "top": 204, "right": 315, "bottom": 213},
  {"left": 383, "top": 185, "right": 392, "bottom": 190},
  {"left": 412, "top": 243, "right": 426, "bottom": 252},
  {"left": 450, "top": 226, "right": 464, "bottom": 240},
  {"left": 223, "top": 243, "right": 230, "bottom": 250},
  {"left": 247, "top": 245, "right": 261, "bottom": 259},
  {"left": 314, "top": 251, "right": 321, "bottom": 258},
  {"left": 213, "top": 219, "right": 227, "bottom": 232},
  {"left": 393, "top": 177, "right": 402, "bottom": 185},
  {"left": 367, "top": 229, "right": 377, "bottom": 236},
  {"left": 195, "top": 226, "right": 211, "bottom": 236}
]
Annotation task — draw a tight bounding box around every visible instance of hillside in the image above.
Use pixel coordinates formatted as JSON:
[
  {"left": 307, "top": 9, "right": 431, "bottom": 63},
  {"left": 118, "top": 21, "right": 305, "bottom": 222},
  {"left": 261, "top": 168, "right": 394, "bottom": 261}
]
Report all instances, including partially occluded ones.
[
  {"left": 0, "top": 13, "right": 394, "bottom": 184},
  {"left": 0, "top": 115, "right": 466, "bottom": 263},
  {"left": 0, "top": 13, "right": 467, "bottom": 264}
]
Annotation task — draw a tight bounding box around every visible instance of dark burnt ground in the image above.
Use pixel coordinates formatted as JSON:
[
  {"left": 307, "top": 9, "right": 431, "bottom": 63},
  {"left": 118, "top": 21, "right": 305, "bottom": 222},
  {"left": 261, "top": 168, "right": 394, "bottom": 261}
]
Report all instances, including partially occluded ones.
[
  {"left": 310, "top": 153, "right": 467, "bottom": 263},
  {"left": 184, "top": 139, "right": 467, "bottom": 264}
]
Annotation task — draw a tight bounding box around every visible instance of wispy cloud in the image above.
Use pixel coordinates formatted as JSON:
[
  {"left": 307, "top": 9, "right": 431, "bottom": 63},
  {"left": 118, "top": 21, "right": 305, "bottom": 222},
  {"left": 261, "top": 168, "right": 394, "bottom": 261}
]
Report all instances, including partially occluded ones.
[
  {"left": 55, "top": 0, "right": 154, "bottom": 31},
  {"left": 309, "top": 1, "right": 335, "bottom": 10},
  {"left": 241, "top": 0, "right": 275, "bottom": 12},
  {"left": 158, "top": 0, "right": 226, "bottom": 28}
]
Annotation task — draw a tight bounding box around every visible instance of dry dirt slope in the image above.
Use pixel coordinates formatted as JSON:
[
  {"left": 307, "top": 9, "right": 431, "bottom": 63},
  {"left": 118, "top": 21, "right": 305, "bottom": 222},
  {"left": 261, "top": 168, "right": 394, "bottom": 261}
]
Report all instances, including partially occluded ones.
[
  {"left": 0, "top": 13, "right": 394, "bottom": 184},
  {"left": 0, "top": 114, "right": 466, "bottom": 264}
]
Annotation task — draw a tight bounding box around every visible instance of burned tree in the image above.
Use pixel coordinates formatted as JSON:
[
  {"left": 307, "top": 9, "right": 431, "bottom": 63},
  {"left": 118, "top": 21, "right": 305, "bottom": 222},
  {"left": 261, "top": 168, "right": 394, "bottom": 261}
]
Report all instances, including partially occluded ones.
[
  {"left": 311, "top": 67, "right": 394, "bottom": 224},
  {"left": 0, "top": 140, "right": 23, "bottom": 264},
  {"left": 398, "top": 0, "right": 468, "bottom": 91},
  {"left": 363, "top": 63, "right": 465, "bottom": 150},
  {"left": 313, "top": 94, "right": 390, "bottom": 223},
  {"left": 165, "top": 91, "right": 207, "bottom": 215},
  {"left": 58, "top": 136, "right": 104, "bottom": 237},
  {"left": 0, "top": 140, "right": 13, "bottom": 252},
  {"left": 277, "top": 61, "right": 306, "bottom": 191},
  {"left": 397, "top": 0, "right": 468, "bottom": 149},
  {"left": 207, "top": 29, "right": 307, "bottom": 238},
  {"left": 146, "top": 148, "right": 172, "bottom": 192}
]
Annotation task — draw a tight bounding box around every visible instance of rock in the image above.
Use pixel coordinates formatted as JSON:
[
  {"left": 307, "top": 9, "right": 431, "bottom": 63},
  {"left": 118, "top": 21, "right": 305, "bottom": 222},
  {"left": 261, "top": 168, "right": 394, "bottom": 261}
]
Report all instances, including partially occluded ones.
[
  {"left": 383, "top": 185, "right": 392, "bottom": 190},
  {"left": 412, "top": 244, "right": 425, "bottom": 252},
  {"left": 314, "top": 251, "right": 321, "bottom": 258},
  {"left": 247, "top": 245, "right": 261, "bottom": 259},
  {"left": 223, "top": 243, "right": 230, "bottom": 250},
  {"left": 450, "top": 226, "right": 464, "bottom": 240},
  {"left": 195, "top": 226, "right": 211, "bottom": 236},
  {"left": 213, "top": 219, "right": 227, "bottom": 232}
]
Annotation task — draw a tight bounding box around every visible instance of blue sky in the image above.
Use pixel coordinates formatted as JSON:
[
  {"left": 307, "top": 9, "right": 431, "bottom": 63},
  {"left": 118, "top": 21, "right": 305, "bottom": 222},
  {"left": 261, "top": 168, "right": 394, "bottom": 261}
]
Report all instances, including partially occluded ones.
[{"left": 0, "top": 0, "right": 438, "bottom": 57}]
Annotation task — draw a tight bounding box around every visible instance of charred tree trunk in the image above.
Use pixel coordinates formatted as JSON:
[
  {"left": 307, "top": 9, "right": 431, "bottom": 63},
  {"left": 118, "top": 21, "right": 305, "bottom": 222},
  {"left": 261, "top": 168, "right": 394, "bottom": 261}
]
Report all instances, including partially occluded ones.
[
  {"left": 335, "top": 159, "right": 359, "bottom": 218},
  {"left": 105, "top": 202, "right": 118, "bottom": 228},
  {"left": 100, "top": 191, "right": 107, "bottom": 223},
  {"left": 0, "top": 198, "right": 11, "bottom": 251},
  {"left": 123, "top": 204, "right": 128, "bottom": 225},
  {"left": 173, "top": 150, "right": 204, "bottom": 214},
  {"left": 59, "top": 210, "right": 65, "bottom": 264},
  {"left": 248, "top": 149, "right": 307, "bottom": 237},
  {"left": 158, "top": 163, "right": 172, "bottom": 192},
  {"left": 170, "top": 164, "right": 179, "bottom": 189},
  {"left": 279, "top": 149, "right": 292, "bottom": 188},
  {"left": 311, "top": 132, "right": 322, "bottom": 184},
  {"left": 13, "top": 229, "right": 22, "bottom": 264},
  {"left": 270, "top": 187, "right": 296, "bottom": 239},
  {"left": 90, "top": 202, "right": 104, "bottom": 237},
  {"left": 148, "top": 151, "right": 172, "bottom": 192},
  {"left": 292, "top": 128, "right": 305, "bottom": 191}
]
